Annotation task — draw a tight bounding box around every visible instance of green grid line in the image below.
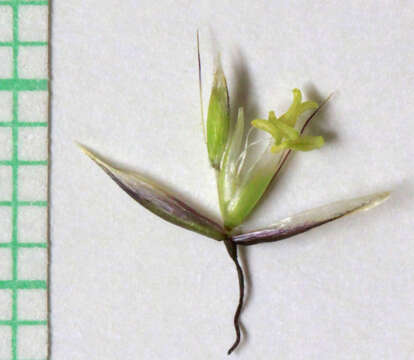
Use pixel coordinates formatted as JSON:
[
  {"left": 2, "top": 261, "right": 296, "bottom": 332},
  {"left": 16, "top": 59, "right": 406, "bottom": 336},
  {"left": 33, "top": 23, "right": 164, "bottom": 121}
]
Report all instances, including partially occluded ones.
[
  {"left": 0, "top": 79, "right": 48, "bottom": 91},
  {"left": 0, "top": 0, "right": 49, "bottom": 358},
  {"left": 0, "top": 1, "right": 48, "bottom": 5},
  {"left": 0, "top": 281, "right": 47, "bottom": 289},
  {"left": 0, "top": 243, "right": 48, "bottom": 248},
  {"left": 0, "top": 160, "right": 48, "bottom": 166},
  {"left": 0, "top": 122, "right": 48, "bottom": 127},
  {"left": 0, "top": 320, "right": 47, "bottom": 326},
  {"left": 0, "top": 201, "right": 48, "bottom": 206},
  {"left": 0, "top": 41, "right": 48, "bottom": 47}
]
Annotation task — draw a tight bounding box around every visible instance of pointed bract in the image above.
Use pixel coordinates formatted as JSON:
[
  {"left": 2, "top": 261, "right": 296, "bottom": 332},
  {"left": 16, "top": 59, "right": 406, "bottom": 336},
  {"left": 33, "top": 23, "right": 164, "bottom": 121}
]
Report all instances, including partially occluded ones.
[
  {"left": 206, "top": 58, "right": 230, "bottom": 169},
  {"left": 79, "top": 145, "right": 226, "bottom": 241},
  {"left": 218, "top": 107, "right": 245, "bottom": 226},
  {"left": 232, "top": 191, "right": 390, "bottom": 245}
]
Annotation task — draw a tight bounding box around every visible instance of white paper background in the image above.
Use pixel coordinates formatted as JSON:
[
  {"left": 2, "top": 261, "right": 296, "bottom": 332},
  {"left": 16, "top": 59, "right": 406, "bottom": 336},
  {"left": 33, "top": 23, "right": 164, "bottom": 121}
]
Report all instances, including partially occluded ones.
[{"left": 51, "top": 1, "right": 414, "bottom": 359}]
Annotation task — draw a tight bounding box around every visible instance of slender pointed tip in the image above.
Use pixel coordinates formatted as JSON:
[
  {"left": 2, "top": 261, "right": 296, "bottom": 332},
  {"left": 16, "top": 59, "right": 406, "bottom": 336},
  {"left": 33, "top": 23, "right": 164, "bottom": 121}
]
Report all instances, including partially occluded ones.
[
  {"left": 76, "top": 142, "right": 91, "bottom": 157},
  {"left": 74, "top": 140, "right": 83, "bottom": 149},
  {"left": 75, "top": 141, "right": 87, "bottom": 152},
  {"left": 372, "top": 190, "right": 391, "bottom": 202},
  {"left": 361, "top": 191, "right": 391, "bottom": 211},
  {"left": 76, "top": 143, "right": 111, "bottom": 172},
  {"left": 213, "top": 52, "right": 224, "bottom": 77},
  {"left": 327, "top": 90, "right": 336, "bottom": 101},
  {"left": 318, "top": 91, "right": 335, "bottom": 109},
  {"left": 76, "top": 142, "right": 96, "bottom": 161},
  {"left": 379, "top": 191, "right": 391, "bottom": 200}
]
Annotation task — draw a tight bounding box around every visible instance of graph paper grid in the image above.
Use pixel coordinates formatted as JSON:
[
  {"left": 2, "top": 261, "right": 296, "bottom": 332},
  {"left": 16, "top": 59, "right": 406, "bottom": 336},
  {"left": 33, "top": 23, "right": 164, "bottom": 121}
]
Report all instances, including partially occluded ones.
[{"left": 0, "top": 1, "right": 49, "bottom": 359}]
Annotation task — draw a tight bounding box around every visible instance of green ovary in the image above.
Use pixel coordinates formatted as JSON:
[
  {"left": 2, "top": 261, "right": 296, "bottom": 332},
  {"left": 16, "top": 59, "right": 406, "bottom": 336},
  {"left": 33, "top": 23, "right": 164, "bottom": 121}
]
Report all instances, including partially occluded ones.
[{"left": 223, "top": 168, "right": 274, "bottom": 229}]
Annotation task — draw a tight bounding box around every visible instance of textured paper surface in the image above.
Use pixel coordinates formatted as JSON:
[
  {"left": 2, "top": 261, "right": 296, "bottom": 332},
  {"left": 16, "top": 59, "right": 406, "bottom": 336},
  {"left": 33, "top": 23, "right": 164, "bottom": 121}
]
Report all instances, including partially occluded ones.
[
  {"left": 0, "top": 1, "right": 49, "bottom": 359},
  {"left": 52, "top": 1, "right": 414, "bottom": 359}
]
